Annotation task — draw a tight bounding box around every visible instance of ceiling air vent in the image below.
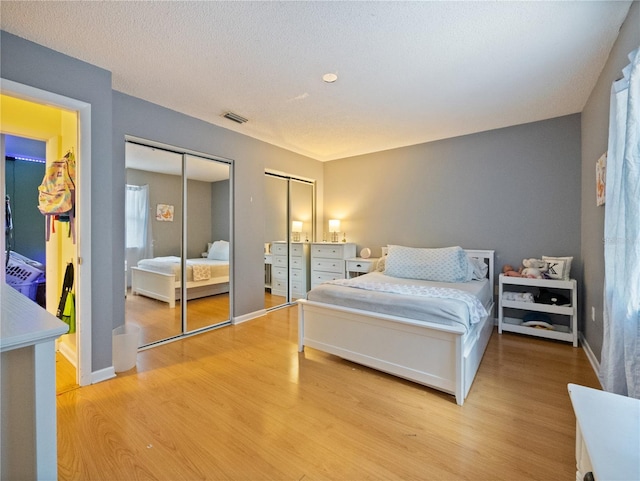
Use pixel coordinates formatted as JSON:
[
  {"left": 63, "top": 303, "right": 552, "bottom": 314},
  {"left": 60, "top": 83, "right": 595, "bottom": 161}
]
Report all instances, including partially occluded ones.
[{"left": 223, "top": 112, "right": 248, "bottom": 124}]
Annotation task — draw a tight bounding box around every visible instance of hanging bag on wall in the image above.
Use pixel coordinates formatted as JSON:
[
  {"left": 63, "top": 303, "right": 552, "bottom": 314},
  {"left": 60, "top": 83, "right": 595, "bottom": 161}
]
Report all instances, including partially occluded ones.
[
  {"left": 57, "top": 262, "right": 75, "bottom": 333},
  {"left": 38, "top": 151, "right": 76, "bottom": 243}
]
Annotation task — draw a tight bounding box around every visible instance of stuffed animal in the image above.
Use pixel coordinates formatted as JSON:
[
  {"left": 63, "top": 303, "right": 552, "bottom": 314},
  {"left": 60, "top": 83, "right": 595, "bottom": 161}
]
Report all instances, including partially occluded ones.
[
  {"left": 520, "top": 258, "right": 548, "bottom": 278},
  {"left": 502, "top": 264, "right": 522, "bottom": 277}
]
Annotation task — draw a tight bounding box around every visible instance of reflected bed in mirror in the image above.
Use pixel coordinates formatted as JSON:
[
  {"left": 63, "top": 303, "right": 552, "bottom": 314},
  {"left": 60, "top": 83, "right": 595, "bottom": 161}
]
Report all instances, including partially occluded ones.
[{"left": 125, "top": 140, "right": 231, "bottom": 346}]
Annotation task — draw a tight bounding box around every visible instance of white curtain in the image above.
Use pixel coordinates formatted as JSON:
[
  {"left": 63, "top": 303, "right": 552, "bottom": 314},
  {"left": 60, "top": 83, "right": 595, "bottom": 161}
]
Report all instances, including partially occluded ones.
[
  {"left": 125, "top": 184, "right": 153, "bottom": 286},
  {"left": 601, "top": 47, "right": 640, "bottom": 398}
]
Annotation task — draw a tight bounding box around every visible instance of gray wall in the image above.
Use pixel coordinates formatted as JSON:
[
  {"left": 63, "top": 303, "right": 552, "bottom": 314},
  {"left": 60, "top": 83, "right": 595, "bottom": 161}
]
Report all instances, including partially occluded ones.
[
  {"left": 324, "top": 115, "right": 582, "bottom": 283},
  {"left": 1, "top": 31, "right": 115, "bottom": 372},
  {"left": 581, "top": 1, "right": 640, "bottom": 362},
  {"left": 211, "top": 180, "right": 230, "bottom": 243},
  {"left": 1, "top": 30, "right": 323, "bottom": 374}
]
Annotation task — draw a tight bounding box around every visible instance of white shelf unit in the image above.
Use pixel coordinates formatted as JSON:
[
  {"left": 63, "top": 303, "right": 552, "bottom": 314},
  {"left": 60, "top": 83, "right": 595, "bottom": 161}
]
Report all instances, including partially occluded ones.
[{"left": 498, "top": 274, "right": 578, "bottom": 347}]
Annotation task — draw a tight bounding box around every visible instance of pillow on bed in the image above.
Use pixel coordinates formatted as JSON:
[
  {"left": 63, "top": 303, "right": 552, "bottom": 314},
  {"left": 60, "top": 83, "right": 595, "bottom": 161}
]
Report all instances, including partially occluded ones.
[
  {"left": 384, "top": 245, "right": 473, "bottom": 283},
  {"left": 207, "top": 240, "right": 229, "bottom": 260}
]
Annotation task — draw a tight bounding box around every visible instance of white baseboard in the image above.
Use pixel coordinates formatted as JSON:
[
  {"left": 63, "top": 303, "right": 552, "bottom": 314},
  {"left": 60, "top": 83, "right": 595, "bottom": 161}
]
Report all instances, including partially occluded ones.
[
  {"left": 91, "top": 366, "right": 116, "bottom": 384},
  {"left": 579, "top": 332, "right": 603, "bottom": 389},
  {"left": 57, "top": 341, "right": 77, "bottom": 368},
  {"left": 232, "top": 309, "right": 267, "bottom": 325}
]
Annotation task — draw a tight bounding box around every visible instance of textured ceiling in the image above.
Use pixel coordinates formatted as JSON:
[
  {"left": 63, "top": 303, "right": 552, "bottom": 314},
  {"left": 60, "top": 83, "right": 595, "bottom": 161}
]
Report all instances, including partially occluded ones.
[{"left": 0, "top": 1, "right": 632, "bottom": 161}]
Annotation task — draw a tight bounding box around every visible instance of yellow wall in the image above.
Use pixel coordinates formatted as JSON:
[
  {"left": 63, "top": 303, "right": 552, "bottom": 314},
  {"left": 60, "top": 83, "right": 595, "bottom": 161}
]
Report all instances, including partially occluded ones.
[{"left": 1, "top": 94, "right": 78, "bottom": 322}]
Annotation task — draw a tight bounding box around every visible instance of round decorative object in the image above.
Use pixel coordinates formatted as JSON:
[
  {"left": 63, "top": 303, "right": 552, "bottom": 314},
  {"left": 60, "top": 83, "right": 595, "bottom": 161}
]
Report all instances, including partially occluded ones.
[{"left": 360, "top": 247, "right": 371, "bottom": 259}]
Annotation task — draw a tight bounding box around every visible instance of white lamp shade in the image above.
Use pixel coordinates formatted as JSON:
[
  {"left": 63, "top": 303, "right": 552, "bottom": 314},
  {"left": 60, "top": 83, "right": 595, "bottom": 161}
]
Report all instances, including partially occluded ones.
[
  {"left": 292, "top": 221, "right": 303, "bottom": 233},
  {"left": 328, "top": 219, "right": 340, "bottom": 232}
]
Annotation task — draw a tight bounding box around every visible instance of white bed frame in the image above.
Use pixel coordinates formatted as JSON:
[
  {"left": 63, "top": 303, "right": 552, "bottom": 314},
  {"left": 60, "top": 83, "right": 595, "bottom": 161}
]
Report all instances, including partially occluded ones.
[
  {"left": 297, "top": 249, "right": 495, "bottom": 405},
  {"left": 130, "top": 266, "right": 229, "bottom": 308}
]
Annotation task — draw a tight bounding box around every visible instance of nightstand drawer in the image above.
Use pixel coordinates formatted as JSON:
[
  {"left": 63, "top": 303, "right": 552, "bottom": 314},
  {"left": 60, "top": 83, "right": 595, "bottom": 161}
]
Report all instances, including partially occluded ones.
[{"left": 346, "top": 259, "right": 373, "bottom": 273}]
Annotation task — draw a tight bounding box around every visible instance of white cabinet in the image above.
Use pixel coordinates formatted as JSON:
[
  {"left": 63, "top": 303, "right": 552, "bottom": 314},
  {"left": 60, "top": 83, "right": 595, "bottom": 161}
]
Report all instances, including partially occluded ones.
[
  {"left": 310, "top": 243, "right": 357, "bottom": 289},
  {"left": 1, "top": 287, "right": 69, "bottom": 480},
  {"left": 345, "top": 257, "right": 379, "bottom": 278},
  {"left": 568, "top": 384, "right": 640, "bottom": 481},
  {"left": 271, "top": 241, "right": 310, "bottom": 298},
  {"left": 498, "top": 274, "right": 578, "bottom": 346}
]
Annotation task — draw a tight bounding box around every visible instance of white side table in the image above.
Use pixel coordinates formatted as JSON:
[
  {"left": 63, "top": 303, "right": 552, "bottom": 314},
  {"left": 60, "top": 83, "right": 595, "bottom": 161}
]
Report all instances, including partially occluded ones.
[
  {"left": 568, "top": 383, "right": 640, "bottom": 481},
  {"left": 1, "top": 287, "right": 69, "bottom": 480},
  {"left": 345, "top": 257, "right": 379, "bottom": 278}
]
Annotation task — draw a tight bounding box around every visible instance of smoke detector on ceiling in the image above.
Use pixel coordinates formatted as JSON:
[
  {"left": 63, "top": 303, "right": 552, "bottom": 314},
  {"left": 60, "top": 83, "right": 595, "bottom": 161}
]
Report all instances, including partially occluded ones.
[{"left": 223, "top": 112, "right": 248, "bottom": 124}]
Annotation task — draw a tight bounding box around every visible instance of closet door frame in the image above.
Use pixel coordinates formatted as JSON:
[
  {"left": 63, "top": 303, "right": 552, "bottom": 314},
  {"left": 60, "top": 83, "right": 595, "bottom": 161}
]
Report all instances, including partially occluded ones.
[
  {"left": 126, "top": 136, "right": 234, "bottom": 348},
  {"left": 265, "top": 170, "right": 315, "bottom": 309}
]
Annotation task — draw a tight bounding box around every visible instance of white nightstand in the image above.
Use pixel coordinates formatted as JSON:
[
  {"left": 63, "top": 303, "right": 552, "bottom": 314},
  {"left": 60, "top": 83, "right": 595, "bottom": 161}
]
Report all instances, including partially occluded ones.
[
  {"left": 498, "top": 274, "right": 578, "bottom": 347},
  {"left": 345, "top": 257, "right": 379, "bottom": 278}
]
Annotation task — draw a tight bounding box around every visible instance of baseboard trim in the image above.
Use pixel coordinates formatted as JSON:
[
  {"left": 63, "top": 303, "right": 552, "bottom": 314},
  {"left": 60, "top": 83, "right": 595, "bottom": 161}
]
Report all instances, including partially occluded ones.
[
  {"left": 91, "top": 366, "right": 116, "bottom": 384},
  {"left": 579, "top": 332, "right": 603, "bottom": 389},
  {"left": 233, "top": 309, "right": 267, "bottom": 325},
  {"left": 57, "top": 341, "right": 77, "bottom": 368}
]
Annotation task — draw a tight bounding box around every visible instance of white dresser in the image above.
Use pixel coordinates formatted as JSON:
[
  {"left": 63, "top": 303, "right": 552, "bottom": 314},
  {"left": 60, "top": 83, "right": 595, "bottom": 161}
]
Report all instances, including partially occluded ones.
[
  {"left": 310, "top": 242, "right": 357, "bottom": 289},
  {"left": 271, "top": 241, "right": 310, "bottom": 298}
]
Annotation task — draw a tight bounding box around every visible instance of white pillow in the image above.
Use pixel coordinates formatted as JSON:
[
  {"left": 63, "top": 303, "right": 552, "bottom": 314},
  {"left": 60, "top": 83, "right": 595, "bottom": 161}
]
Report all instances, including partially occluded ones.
[
  {"left": 468, "top": 256, "right": 489, "bottom": 280},
  {"left": 542, "top": 255, "right": 572, "bottom": 280},
  {"left": 384, "top": 245, "right": 473, "bottom": 283},
  {"left": 207, "top": 240, "right": 229, "bottom": 261}
]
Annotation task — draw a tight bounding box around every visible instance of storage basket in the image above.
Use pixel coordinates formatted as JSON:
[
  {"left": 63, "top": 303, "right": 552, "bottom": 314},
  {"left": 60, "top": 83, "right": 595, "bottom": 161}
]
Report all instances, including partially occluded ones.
[
  {"left": 6, "top": 256, "right": 43, "bottom": 285},
  {"left": 6, "top": 252, "right": 45, "bottom": 301},
  {"left": 9, "top": 281, "right": 41, "bottom": 300}
]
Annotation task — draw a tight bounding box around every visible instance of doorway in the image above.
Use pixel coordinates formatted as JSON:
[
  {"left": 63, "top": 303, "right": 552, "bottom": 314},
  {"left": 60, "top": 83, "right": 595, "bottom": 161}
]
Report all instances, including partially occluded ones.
[{"left": 1, "top": 80, "right": 92, "bottom": 386}]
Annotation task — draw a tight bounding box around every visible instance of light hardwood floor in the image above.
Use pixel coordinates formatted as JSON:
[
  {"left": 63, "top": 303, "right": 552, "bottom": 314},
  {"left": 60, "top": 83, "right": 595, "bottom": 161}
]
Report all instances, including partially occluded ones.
[{"left": 57, "top": 306, "right": 600, "bottom": 480}]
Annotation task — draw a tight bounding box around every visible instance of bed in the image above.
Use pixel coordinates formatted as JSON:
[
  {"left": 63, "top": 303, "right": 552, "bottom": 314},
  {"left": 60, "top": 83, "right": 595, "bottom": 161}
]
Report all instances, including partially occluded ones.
[
  {"left": 297, "top": 246, "right": 495, "bottom": 405},
  {"left": 130, "top": 241, "right": 230, "bottom": 308}
]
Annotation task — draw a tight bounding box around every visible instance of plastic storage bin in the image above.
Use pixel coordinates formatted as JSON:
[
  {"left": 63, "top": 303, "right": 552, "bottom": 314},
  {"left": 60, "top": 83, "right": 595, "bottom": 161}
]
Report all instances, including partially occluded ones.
[
  {"left": 112, "top": 324, "right": 140, "bottom": 372},
  {"left": 6, "top": 252, "right": 45, "bottom": 302}
]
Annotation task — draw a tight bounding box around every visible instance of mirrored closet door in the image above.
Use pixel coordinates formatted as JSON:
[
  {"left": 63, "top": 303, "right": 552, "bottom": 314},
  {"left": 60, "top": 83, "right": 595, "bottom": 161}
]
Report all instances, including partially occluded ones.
[
  {"left": 125, "top": 141, "right": 232, "bottom": 347},
  {"left": 264, "top": 171, "right": 314, "bottom": 310}
]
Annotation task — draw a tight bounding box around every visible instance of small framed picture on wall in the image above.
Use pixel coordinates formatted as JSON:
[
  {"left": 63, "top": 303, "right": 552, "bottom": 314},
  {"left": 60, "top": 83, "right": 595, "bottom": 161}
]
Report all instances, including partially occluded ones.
[
  {"left": 596, "top": 152, "right": 606, "bottom": 206},
  {"left": 156, "top": 203, "right": 174, "bottom": 221}
]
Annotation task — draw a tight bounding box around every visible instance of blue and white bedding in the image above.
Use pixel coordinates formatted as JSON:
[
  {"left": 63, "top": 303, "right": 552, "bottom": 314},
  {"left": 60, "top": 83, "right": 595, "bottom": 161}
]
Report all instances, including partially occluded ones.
[
  {"left": 137, "top": 256, "right": 229, "bottom": 283},
  {"left": 306, "top": 271, "right": 491, "bottom": 331}
]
